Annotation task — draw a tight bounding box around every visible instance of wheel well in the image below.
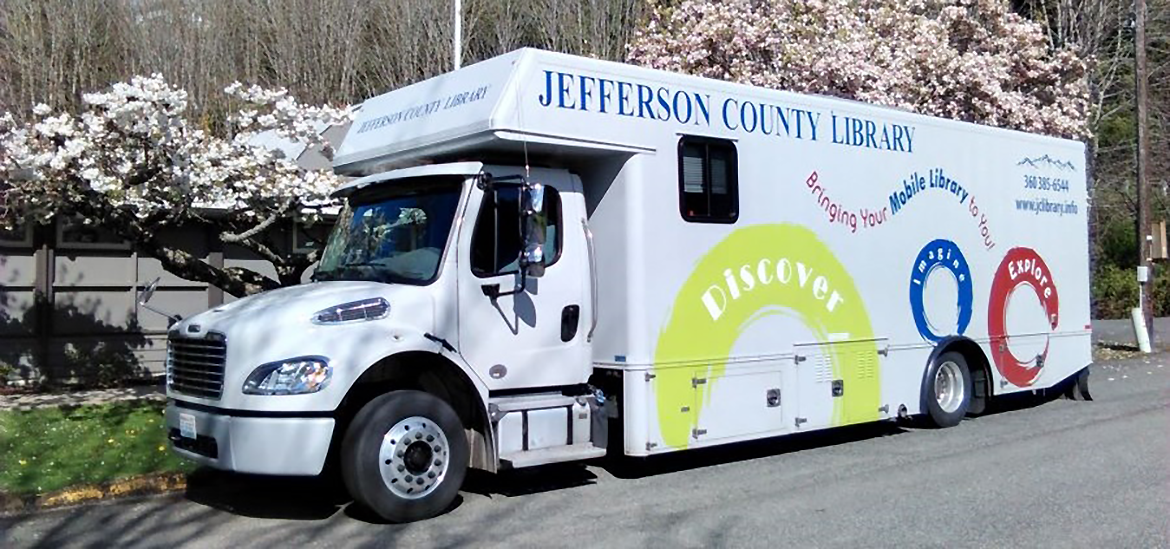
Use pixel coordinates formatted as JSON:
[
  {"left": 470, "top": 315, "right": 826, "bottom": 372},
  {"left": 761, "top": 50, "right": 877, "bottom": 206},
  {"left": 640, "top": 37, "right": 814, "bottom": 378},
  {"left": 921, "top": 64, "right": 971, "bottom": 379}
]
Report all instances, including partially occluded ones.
[
  {"left": 939, "top": 338, "right": 992, "bottom": 415},
  {"left": 332, "top": 352, "right": 494, "bottom": 472}
]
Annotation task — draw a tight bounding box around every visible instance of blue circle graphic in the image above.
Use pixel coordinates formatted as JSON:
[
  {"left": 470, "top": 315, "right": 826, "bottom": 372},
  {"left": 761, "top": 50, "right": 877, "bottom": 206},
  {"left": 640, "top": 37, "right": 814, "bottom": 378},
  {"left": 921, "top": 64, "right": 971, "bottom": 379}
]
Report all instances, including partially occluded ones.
[{"left": 909, "top": 239, "right": 973, "bottom": 342}]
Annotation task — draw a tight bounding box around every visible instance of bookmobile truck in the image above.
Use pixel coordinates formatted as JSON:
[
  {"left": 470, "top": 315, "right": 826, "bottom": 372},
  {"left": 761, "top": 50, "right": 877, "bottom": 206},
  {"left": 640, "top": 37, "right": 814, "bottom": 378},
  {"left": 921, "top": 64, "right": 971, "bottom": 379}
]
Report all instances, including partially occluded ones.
[{"left": 159, "top": 48, "right": 1092, "bottom": 522}]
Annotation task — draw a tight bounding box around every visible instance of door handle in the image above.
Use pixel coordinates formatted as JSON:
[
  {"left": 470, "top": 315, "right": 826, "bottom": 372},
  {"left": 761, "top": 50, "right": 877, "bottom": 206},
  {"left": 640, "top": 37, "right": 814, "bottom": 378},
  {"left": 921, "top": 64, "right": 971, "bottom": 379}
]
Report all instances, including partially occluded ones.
[{"left": 561, "top": 305, "right": 580, "bottom": 342}]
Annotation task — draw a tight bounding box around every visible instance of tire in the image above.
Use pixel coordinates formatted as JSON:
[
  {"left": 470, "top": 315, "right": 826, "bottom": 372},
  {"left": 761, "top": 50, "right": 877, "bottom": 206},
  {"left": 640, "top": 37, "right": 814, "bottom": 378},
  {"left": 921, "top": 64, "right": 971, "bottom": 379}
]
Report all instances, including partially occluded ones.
[
  {"left": 341, "top": 390, "right": 469, "bottom": 523},
  {"left": 922, "top": 351, "right": 973, "bottom": 428}
]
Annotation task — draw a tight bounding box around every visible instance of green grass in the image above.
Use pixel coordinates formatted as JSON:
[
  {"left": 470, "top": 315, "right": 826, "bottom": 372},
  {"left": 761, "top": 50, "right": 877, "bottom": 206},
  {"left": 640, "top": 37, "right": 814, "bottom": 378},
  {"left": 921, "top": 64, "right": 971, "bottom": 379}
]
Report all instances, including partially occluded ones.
[{"left": 0, "top": 400, "right": 195, "bottom": 496}]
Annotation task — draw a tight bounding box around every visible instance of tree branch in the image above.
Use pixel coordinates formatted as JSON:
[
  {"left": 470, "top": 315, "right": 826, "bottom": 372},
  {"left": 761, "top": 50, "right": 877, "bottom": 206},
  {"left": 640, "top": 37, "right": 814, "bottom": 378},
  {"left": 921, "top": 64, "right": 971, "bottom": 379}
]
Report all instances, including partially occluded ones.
[{"left": 68, "top": 179, "right": 281, "bottom": 297}]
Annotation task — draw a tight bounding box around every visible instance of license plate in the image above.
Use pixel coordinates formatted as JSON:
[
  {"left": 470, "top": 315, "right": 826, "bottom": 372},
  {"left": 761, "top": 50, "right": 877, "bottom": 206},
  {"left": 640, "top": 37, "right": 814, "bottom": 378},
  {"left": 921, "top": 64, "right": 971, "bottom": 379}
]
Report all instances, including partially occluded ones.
[{"left": 179, "top": 413, "right": 197, "bottom": 439}]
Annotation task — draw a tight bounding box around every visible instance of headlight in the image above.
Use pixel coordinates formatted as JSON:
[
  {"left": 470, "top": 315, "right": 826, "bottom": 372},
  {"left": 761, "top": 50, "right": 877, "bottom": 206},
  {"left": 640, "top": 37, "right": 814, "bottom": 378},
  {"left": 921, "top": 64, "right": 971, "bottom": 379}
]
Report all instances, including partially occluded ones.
[
  {"left": 243, "top": 357, "right": 332, "bottom": 395},
  {"left": 311, "top": 297, "right": 390, "bottom": 324}
]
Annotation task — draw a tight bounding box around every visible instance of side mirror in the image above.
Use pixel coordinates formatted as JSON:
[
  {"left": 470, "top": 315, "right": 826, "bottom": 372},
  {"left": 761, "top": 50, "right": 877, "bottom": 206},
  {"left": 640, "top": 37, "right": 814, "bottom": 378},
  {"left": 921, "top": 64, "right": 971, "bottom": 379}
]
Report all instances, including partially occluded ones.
[
  {"left": 519, "top": 182, "right": 547, "bottom": 278},
  {"left": 137, "top": 277, "right": 161, "bottom": 306},
  {"left": 136, "top": 277, "right": 182, "bottom": 323}
]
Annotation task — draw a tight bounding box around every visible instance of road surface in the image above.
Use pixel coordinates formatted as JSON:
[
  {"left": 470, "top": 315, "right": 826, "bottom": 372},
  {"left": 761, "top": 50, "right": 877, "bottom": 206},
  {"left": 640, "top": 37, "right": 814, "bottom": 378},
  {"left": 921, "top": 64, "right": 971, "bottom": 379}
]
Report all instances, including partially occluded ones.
[{"left": 2, "top": 354, "right": 1168, "bottom": 548}]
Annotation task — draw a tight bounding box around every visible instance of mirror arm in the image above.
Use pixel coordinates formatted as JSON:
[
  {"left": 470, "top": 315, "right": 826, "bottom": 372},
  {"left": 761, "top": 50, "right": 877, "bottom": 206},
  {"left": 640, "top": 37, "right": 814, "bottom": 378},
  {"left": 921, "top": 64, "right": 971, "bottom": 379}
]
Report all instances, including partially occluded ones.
[
  {"left": 481, "top": 267, "right": 531, "bottom": 301},
  {"left": 139, "top": 301, "right": 183, "bottom": 323}
]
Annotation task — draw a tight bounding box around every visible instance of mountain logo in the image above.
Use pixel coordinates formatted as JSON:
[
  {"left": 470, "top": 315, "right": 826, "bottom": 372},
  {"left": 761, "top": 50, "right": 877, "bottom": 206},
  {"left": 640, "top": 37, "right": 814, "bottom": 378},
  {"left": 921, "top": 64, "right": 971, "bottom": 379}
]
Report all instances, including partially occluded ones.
[{"left": 1017, "top": 155, "right": 1076, "bottom": 171}]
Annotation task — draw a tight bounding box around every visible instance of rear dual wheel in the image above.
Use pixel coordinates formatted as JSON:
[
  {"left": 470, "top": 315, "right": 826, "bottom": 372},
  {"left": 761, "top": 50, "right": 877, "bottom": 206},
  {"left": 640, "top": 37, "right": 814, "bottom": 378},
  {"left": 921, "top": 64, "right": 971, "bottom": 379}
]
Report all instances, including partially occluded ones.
[
  {"left": 922, "top": 351, "right": 973, "bottom": 428},
  {"left": 341, "top": 390, "right": 469, "bottom": 523}
]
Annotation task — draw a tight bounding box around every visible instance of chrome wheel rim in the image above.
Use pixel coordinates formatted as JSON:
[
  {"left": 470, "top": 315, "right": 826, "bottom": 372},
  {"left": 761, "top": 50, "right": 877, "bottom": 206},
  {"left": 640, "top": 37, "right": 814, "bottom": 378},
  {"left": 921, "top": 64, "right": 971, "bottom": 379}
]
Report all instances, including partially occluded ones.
[
  {"left": 378, "top": 416, "right": 450, "bottom": 499},
  {"left": 934, "top": 361, "right": 965, "bottom": 414}
]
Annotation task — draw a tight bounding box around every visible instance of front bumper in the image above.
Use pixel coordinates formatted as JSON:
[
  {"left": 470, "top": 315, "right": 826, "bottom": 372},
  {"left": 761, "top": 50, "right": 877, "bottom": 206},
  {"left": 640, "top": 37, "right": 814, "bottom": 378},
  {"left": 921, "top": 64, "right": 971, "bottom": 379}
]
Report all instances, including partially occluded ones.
[{"left": 165, "top": 401, "right": 335, "bottom": 476}]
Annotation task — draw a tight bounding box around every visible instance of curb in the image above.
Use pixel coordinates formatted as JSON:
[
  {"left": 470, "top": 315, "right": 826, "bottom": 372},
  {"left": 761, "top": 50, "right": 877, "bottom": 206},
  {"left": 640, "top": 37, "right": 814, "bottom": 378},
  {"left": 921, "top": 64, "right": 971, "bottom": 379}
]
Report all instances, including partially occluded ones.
[{"left": 0, "top": 472, "right": 187, "bottom": 517}]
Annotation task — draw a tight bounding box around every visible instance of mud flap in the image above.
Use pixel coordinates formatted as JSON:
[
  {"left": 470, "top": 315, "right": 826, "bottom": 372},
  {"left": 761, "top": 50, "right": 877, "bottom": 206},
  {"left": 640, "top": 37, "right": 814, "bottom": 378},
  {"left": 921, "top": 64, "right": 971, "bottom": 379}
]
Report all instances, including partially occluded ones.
[{"left": 1063, "top": 366, "right": 1093, "bottom": 401}]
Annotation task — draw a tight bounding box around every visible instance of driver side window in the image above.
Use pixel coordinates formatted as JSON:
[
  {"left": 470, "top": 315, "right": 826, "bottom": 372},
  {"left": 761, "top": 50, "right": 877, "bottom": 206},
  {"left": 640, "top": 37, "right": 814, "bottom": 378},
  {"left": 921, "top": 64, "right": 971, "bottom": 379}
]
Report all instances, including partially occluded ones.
[{"left": 470, "top": 186, "right": 562, "bottom": 277}]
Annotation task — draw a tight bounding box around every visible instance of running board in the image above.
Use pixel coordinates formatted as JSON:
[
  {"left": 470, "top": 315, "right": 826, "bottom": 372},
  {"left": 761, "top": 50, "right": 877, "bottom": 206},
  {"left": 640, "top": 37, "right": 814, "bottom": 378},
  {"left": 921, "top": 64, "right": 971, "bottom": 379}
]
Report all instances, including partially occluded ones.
[
  {"left": 489, "top": 392, "right": 604, "bottom": 469},
  {"left": 501, "top": 443, "right": 607, "bottom": 469}
]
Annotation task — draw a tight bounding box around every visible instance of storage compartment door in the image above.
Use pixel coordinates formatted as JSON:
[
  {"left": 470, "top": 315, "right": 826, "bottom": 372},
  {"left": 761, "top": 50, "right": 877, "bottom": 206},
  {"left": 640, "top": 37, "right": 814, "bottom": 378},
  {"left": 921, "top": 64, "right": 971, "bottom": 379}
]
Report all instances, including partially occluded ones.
[{"left": 693, "top": 363, "right": 785, "bottom": 443}]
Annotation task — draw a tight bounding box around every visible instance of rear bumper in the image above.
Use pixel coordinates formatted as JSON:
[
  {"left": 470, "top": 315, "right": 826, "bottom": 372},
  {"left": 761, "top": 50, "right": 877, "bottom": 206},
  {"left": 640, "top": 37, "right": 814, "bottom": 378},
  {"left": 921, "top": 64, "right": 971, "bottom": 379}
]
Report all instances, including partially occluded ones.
[{"left": 165, "top": 401, "right": 335, "bottom": 476}]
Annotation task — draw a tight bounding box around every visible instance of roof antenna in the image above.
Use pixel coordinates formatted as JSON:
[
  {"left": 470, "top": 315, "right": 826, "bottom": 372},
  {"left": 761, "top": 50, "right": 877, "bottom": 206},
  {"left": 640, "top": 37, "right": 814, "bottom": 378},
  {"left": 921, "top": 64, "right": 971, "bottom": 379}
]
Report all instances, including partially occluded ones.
[{"left": 514, "top": 70, "right": 531, "bottom": 180}]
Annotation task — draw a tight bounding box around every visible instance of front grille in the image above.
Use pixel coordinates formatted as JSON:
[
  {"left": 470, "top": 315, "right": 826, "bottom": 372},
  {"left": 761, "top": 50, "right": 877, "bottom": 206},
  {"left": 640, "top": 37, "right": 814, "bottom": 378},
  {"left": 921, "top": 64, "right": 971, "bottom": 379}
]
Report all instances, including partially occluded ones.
[{"left": 167, "top": 335, "right": 226, "bottom": 399}]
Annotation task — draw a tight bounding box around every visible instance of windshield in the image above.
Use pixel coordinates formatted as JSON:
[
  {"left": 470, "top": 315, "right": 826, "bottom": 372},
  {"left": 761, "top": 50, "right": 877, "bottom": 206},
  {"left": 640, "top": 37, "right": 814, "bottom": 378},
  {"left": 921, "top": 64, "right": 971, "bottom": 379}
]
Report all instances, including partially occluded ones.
[{"left": 314, "top": 179, "right": 464, "bottom": 285}]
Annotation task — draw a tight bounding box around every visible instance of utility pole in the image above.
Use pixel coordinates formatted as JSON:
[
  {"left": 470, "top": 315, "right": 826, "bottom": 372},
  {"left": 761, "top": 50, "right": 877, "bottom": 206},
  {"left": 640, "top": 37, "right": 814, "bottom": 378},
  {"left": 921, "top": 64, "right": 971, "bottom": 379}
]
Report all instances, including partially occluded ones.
[
  {"left": 1136, "top": 0, "right": 1154, "bottom": 348},
  {"left": 453, "top": 0, "right": 463, "bottom": 70}
]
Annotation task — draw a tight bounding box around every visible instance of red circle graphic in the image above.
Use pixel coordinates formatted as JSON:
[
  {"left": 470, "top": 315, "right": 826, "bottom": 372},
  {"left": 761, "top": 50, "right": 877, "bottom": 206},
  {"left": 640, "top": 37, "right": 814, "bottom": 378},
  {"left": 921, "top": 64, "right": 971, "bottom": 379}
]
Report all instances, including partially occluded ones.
[{"left": 987, "top": 247, "right": 1060, "bottom": 387}]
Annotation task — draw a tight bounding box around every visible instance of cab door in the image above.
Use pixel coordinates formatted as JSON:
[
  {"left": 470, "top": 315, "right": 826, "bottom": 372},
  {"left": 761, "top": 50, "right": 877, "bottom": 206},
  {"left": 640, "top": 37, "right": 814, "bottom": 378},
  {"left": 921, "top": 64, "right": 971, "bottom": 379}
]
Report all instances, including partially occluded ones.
[{"left": 456, "top": 167, "right": 592, "bottom": 390}]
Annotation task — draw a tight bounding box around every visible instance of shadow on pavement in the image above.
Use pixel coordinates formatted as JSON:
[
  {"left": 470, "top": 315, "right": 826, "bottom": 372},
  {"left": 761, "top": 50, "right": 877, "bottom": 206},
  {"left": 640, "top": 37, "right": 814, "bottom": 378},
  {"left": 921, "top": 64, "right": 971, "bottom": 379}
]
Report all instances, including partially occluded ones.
[
  {"left": 182, "top": 468, "right": 349, "bottom": 521},
  {"left": 178, "top": 386, "right": 1078, "bottom": 524}
]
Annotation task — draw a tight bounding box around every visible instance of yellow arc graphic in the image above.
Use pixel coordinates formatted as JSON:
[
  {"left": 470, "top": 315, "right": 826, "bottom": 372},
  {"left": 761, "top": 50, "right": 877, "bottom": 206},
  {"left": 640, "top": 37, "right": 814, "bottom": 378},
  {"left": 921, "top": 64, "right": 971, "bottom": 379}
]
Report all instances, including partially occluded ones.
[{"left": 653, "top": 224, "right": 880, "bottom": 449}]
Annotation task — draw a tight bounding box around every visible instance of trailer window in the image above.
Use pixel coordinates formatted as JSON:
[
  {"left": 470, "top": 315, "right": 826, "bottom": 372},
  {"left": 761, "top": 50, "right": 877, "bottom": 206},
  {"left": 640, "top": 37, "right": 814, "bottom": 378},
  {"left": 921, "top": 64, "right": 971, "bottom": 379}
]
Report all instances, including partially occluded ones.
[
  {"left": 678, "top": 136, "right": 738, "bottom": 223},
  {"left": 471, "top": 185, "right": 562, "bottom": 277}
]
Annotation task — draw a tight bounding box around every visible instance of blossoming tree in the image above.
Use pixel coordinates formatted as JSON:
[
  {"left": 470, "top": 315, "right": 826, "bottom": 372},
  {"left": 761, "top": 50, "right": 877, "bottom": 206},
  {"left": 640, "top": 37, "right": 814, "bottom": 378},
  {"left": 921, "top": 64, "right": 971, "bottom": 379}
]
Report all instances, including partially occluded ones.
[
  {"left": 0, "top": 76, "right": 353, "bottom": 297},
  {"left": 627, "top": 0, "right": 1090, "bottom": 139}
]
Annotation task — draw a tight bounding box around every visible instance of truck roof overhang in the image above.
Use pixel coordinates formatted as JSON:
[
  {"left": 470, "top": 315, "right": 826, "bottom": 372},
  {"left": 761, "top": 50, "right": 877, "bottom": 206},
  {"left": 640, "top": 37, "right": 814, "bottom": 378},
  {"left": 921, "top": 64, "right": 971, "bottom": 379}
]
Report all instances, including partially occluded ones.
[
  {"left": 331, "top": 49, "right": 654, "bottom": 177},
  {"left": 331, "top": 161, "right": 485, "bottom": 198}
]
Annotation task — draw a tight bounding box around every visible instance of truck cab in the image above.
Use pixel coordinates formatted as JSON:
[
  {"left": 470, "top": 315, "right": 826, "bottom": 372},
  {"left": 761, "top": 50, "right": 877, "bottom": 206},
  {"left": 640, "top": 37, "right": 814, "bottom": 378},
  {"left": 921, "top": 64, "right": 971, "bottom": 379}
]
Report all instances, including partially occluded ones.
[{"left": 165, "top": 161, "right": 605, "bottom": 522}]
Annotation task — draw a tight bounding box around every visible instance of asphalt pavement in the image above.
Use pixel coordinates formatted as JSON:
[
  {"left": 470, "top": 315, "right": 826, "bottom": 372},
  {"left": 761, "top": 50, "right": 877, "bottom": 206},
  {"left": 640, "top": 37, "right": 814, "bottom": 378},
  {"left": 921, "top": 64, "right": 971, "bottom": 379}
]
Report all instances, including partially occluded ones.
[{"left": 2, "top": 354, "right": 1168, "bottom": 549}]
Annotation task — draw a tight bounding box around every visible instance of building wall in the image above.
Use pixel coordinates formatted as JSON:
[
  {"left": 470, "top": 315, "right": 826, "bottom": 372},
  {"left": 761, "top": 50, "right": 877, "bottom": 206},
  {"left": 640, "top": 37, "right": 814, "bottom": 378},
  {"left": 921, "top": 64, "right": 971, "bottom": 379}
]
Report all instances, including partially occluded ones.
[{"left": 0, "top": 219, "right": 325, "bottom": 385}]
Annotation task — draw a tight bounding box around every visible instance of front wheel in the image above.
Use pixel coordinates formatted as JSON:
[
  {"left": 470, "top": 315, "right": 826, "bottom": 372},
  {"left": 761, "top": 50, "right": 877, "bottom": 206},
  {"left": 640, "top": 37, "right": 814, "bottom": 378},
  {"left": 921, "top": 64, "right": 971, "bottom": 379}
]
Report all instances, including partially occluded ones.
[
  {"left": 922, "top": 351, "right": 973, "bottom": 428},
  {"left": 341, "top": 390, "right": 469, "bottom": 523}
]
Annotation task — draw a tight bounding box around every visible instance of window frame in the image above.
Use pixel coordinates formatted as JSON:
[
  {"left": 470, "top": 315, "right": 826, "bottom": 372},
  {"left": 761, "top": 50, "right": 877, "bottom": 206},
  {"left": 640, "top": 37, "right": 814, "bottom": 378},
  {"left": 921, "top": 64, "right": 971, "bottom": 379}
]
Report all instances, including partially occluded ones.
[
  {"left": 0, "top": 222, "right": 33, "bottom": 248},
  {"left": 56, "top": 217, "right": 131, "bottom": 250},
  {"left": 677, "top": 135, "right": 740, "bottom": 224},
  {"left": 469, "top": 184, "right": 564, "bottom": 278}
]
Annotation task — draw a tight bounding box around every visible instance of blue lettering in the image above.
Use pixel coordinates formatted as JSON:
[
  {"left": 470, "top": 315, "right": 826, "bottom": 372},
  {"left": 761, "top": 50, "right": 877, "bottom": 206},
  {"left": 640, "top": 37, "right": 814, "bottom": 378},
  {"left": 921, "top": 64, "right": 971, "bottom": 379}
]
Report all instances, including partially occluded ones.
[
  {"left": 723, "top": 98, "right": 739, "bottom": 130},
  {"left": 740, "top": 101, "right": 758, "bottom": 133},
  {"left": 672, "top": 90, "right": 693, "bottom": 124},
  {"left": 557, "top": 72, "right": 575, "bottom": 109},
  {"left": 618, "top": 81, "right": 634, "bottom": 116},
  {"left": 598, "top": 78, "right": 614, "bottom": 113},
  {"left": 694, "top": 93, "right": 711, "bottom": 126},
  {"left": 864, "top": 120, "right": 878, "bottom": 148},
  {"left": 636, "top": 84, "right": 654, "bottom": 119},
  {"left": 538, "top": 70, "right": 554, "bottom": 107},
  {"left": 776, "top": 107, "right": 791, "bottom": 137},
  {"left": 758, "top": 103, "right": 772, "bottom": 135},
  {"left": 656, "top": 87, "right": 671, "bottom": 121},
  {"left": 578, "top": 75, "right": 595, "bottom": 112}
]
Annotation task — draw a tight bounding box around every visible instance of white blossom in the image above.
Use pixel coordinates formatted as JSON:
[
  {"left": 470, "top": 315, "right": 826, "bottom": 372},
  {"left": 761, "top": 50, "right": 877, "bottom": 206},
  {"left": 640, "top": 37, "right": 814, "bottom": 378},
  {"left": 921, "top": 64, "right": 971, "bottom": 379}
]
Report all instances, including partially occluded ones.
[
  {"left": 627, "top": 0, "right": 1089, "bottom": 139},
  {"left": 0, "top": 74, "right": 355, "bottom": 237}
]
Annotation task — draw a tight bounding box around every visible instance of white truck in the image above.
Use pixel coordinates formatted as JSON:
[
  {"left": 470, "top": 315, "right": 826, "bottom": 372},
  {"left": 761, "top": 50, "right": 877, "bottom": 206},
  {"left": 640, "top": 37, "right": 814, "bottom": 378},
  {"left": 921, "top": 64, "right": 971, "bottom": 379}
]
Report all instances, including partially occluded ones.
[{"left": 161, "top": 48, "right": 1092, "bottom": 522}]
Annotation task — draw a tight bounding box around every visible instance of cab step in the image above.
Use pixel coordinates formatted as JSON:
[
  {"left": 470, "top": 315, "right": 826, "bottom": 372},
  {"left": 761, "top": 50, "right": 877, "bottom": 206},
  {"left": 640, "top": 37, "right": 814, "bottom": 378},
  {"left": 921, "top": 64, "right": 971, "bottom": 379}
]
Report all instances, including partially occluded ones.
[
  {"left": 489, "top": 392, "right": 604, "bottom": 469},
  {"left": 500, "top": 442, "right": 606, "bottom": 469}
]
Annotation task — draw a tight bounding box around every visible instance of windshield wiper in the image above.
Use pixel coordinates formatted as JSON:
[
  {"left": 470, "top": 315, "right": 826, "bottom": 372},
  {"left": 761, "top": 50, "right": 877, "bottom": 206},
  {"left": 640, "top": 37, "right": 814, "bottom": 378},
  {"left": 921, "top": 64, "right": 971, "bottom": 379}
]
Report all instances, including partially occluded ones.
[{"left": 312, "top": 261, "right": 421, "bottom": 285}]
